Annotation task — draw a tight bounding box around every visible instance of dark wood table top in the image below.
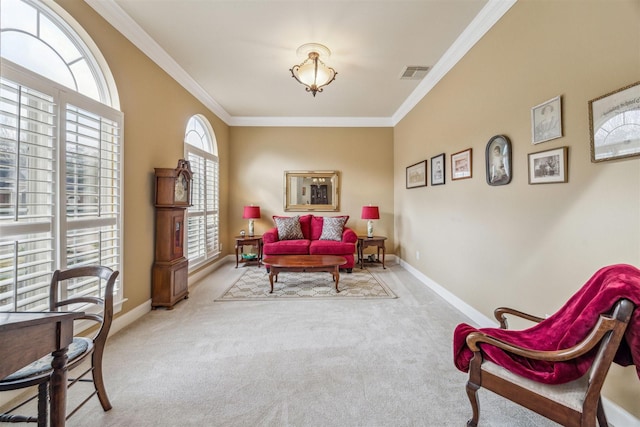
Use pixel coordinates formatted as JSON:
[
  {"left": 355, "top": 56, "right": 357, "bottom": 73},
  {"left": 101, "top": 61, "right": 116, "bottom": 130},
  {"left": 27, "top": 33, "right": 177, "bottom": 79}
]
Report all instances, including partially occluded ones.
[{"left": 262, "top": 255, "right": 347, "bottom": 268}]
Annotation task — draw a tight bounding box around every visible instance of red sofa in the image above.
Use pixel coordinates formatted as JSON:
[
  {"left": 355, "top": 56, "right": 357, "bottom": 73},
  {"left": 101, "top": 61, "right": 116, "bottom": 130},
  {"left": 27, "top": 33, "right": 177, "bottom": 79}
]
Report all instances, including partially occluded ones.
[{"left": 262, "top": 214, "right": 357, "bottom": 272}]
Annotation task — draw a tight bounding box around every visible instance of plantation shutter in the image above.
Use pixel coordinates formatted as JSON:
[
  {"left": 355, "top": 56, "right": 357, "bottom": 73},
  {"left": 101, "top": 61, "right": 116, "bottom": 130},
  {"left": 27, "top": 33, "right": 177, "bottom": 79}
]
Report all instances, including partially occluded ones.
[{"left": 0, "top": 78, "right": 56, "bottom": 311}]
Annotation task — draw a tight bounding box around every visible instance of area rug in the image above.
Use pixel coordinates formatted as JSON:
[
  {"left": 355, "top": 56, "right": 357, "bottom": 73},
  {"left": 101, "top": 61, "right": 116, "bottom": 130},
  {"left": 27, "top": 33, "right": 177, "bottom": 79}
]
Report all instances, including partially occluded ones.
[{"left": 217, "top": 267, "right": 397, "bottom": 300}]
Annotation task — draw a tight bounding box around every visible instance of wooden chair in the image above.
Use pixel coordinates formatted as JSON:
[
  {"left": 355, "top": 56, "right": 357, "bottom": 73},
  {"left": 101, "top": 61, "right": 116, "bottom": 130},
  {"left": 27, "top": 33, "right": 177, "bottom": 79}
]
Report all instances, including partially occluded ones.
[
  {"left": 464, "top": 298, "right": 634, "bottom": 427},
  {"left": 0, "top": 266, "right": 119, "bottom": 425}
]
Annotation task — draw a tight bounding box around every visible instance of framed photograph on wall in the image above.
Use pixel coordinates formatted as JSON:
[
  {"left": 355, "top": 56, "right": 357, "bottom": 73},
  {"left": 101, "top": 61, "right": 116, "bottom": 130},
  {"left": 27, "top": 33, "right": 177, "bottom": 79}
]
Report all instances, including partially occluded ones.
[
  {"left": 430, "top": 153, "right": 445, "bottom": 185},
  {"left": 589, "top": 81, "right": 640, "bottom": 162},
  {"left": 451, "top": 148, "right": 472, "bottom": 181},
  {"left": 406, "top": 160, "right": 427, "bottom": 189},
  {"left": 531, "top": 95, "right": 562, "bottom": 144},
  {"left": 528, "top": 146, "right": 568, "bottom": 184},
  {"left": 485, "top": 135, "right": 512, "bottom": 186}
]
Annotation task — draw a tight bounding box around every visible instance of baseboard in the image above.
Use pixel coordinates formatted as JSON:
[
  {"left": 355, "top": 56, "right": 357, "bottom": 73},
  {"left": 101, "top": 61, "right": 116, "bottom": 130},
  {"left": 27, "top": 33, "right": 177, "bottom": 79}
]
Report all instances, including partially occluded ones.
[{"left": 398, "top": 257, "right": 640, "bottom": 426}]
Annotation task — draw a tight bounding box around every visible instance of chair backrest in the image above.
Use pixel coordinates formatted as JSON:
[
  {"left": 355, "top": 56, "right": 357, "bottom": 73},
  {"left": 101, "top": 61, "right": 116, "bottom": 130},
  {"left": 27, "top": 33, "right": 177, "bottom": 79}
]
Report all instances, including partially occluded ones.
[
  {"left": 583, "top": 298, "right": 634, "bottom": 405},
  {"left": 49, "top": 266, "right": 119, "bottom": 346}
]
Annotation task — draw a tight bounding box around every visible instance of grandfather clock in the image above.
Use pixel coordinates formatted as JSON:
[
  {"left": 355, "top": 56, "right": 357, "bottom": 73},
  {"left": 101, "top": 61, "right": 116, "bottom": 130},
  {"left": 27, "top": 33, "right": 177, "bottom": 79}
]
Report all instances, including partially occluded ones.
[{"left": 152, "top": 159, "right": 192, "bottom": 309}]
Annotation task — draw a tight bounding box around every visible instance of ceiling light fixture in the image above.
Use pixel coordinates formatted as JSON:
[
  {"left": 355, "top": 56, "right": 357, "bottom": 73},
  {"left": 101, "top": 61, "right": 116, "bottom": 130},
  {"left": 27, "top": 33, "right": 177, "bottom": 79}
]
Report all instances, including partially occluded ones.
[{"left": 289, "top": 43, "right": 337, "bottom": 97}]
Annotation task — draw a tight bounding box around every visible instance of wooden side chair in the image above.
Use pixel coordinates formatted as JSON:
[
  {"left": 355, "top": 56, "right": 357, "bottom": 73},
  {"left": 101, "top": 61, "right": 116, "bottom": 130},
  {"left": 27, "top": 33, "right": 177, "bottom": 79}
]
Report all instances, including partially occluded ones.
[
  {"left": 464, "top": 298, "right": 634, "bottom": 427},
  {"left": 0, "top": 266, "right": 119, "bottom": 425}
]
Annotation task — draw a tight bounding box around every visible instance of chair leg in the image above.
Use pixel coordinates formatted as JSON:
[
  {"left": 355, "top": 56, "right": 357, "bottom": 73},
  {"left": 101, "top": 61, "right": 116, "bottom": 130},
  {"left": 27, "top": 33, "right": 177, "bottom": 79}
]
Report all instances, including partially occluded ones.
[
  {"left": 466, "top": 381, "right": 481, "bottom": 427},
  {"left": 37, "top": 381, "right": 48, "bottom": 427},
  {"left": 92, "top": 352, "right": 112, "bottom": 411},
  {"left": 596, "top": 398, "right": 608, "bottom": 427}
]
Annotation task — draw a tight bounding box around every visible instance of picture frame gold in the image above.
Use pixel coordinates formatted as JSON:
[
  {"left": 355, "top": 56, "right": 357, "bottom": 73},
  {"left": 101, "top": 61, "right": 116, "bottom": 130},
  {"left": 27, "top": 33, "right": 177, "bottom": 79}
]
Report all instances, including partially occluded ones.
[
  {"left": 589, "top": 81, "right": 640, "bottom": 162},
  {"left": 284, "top": 170, "right": 339, "bottom": 211}
]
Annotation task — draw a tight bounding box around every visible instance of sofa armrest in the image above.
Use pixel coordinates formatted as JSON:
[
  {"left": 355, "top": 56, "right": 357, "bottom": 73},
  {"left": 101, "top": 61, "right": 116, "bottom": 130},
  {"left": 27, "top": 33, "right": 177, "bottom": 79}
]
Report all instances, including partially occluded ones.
[
  {"left": 263, "top": 227, "right": 279, "bottom": 244},
  {"left": 342, "top": 227, "right": 357, "bottom": 244}
]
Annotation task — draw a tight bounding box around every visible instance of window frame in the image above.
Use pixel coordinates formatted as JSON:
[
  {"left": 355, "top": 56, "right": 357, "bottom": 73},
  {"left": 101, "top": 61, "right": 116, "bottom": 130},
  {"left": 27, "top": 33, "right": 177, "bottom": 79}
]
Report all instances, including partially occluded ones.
[{"left": 1, "top": 0, "right": 123, "bottom": 313}]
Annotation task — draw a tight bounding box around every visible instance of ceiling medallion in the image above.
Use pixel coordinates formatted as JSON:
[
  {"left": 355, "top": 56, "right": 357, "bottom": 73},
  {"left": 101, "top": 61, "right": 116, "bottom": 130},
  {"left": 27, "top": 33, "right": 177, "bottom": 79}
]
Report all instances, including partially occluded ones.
[{"left": 289, "top": 43, "right": 337, "bottom": 97}]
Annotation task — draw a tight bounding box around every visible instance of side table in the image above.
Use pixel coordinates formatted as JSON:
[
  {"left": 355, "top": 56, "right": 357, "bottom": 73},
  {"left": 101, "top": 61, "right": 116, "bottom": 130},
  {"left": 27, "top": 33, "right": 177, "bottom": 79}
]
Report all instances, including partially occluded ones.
[
  {"left": 235, "top": 235, "right": 263, "bottom": 268},
  {"left": 357, "top": 236, "right": 387, "bottom": 269}
]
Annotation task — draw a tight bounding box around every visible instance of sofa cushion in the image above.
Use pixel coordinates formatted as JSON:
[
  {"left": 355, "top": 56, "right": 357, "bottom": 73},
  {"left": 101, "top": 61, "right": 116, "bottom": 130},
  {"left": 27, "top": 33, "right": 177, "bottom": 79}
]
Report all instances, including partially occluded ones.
[
  {"left": 320, "top": 216, "right": 347, "bottom": 241},
  {"left": 263, "top": 239, "right": 310, "bottom": 255},
  {"left": 311, "top": 215, "right": 349, "bottom": 240},
  {"left": 274, "top": 216, "right": 304, "bottom": 240},
  {"left": 309, "top": 240, "right": 356, "bottom": 255}
]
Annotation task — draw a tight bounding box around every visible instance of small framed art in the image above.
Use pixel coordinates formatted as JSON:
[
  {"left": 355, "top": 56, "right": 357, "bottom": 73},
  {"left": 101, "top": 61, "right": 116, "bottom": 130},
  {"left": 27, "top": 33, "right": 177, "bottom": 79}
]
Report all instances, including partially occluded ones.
[
  {"left": 589, "top": 81, "right": 640, "bottom": 162},
  {"left": 528, "top": 146, "right": 568, "bottom": 184},
  {"left": 485, "top": 135, "right": 512, "bottom": 186},
  {"left": 406, "top": 160, "right": 427, "bottom": 189},
  {"left": 531, "top": 96, "right": 562, "bottom": 144},
  {"left": 451, "top": 148, "right": 472, "bottom": 181},
  {"left": 430, "top": 153, "right": 445, "bottom": 185}
]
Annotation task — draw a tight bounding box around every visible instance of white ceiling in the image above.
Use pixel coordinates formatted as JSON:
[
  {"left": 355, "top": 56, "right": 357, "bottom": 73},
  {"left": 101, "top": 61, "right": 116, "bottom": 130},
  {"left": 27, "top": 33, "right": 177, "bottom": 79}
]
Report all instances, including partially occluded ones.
[{"left": 85, "top": 0, "right": 516, "bottom": 127}]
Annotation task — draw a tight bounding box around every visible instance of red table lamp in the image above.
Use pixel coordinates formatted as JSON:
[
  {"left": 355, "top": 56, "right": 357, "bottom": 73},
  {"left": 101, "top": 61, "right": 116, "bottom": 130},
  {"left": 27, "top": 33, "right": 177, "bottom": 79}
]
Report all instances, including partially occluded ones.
[
  {"left": 243, "top": 205, "right": 261, "bottom": 236},
  {"left": 361, "top": 205, "right": 380, "bottom": 238}
]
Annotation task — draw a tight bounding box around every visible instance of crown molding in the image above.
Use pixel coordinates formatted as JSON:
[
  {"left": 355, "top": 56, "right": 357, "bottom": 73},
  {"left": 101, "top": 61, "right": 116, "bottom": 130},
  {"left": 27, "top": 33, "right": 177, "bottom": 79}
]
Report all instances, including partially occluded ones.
[
  {"left": 229, "top": 116, "right": 393, "bottom": 128},
  {"left": 392, "top": 0, "right": 517, "bottom": 126},
  {"left": 85, "top": 0, "right": 515, "bottom": 128}
]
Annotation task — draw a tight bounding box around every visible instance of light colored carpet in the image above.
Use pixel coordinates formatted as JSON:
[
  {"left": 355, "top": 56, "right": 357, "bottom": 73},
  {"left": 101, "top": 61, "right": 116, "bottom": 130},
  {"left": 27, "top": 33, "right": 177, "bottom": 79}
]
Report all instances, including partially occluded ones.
[
  {"left": 217, "top": 267, "right": 396, "bottom": 300},
  {"left": 17, "top": 263, "right": 557, "bottom": 427}
]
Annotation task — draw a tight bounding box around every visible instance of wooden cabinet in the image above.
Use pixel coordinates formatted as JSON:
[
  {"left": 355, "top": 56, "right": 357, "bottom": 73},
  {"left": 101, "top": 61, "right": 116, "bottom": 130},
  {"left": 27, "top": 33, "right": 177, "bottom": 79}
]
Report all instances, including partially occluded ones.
[{"left": 152, "top": 160, "right": 192, "bottom": 309}]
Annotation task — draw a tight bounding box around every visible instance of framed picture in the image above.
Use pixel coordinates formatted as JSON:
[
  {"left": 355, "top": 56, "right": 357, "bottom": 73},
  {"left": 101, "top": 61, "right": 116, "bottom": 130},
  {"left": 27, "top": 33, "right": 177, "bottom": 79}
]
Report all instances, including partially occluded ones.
[
  {"left": 589, "top": 81, "right": 640, "bottom": 162},
  {"left": 406, "top": 160, "right": 427, "bottom": 189},
  {"left": 451, "top": 148, "right": 472, "bottom": 181},
  {"left": 430, "top": 153, "right": 445, "bottom": 185},
  {"left": 531, "top": 96, "right": 562, "bottom": 144},
  {"left": 528, "top": 146, "right": 568, "bottom": 184},
  {"left": 485, "top": 135, "right": 512, "bottom": 186}
]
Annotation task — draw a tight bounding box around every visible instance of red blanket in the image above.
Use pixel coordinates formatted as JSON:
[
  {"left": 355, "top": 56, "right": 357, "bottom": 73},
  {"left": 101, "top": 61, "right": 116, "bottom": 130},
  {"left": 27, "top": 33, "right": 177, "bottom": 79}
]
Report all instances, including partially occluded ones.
[{"left": 453, "top": 264, "right": 640, "bottom": 384}]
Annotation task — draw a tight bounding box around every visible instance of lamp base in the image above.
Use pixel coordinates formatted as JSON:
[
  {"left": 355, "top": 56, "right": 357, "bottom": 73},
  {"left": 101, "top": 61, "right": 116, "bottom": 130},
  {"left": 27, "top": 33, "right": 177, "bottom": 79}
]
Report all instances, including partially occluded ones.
[
  {"left": 367, "top": 220, "right": 374, "bottom": 238},
  {"left": 248, "top": 219, "right": 254, "bottom": 237}
]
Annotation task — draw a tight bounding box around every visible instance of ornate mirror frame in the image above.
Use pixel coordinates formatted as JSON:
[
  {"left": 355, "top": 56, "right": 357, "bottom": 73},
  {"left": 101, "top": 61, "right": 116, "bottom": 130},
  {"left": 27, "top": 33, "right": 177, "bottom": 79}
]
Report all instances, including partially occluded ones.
[{"left": 284, "top": 170, "right": 339, "bottom": 212}]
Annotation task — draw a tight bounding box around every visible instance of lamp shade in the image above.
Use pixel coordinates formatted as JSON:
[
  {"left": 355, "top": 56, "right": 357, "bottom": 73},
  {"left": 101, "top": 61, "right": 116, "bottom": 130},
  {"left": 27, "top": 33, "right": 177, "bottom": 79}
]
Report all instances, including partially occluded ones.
[
  {"left": 361, "top": 206, "right": 380, "bottom": 220},
  {"left": 242, "top": 206, "right": 261, "bottom": 219}
]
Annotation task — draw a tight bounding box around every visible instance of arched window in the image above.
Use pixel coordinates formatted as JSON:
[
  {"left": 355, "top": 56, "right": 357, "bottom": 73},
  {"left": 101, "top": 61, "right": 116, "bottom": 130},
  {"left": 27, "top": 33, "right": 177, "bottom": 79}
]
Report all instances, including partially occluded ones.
[
  {"left": 184, "top": 115, "right": 219, "bottom": 267},
  {"left": 0, "top": 0, "right": 123, "bottom": 311}
]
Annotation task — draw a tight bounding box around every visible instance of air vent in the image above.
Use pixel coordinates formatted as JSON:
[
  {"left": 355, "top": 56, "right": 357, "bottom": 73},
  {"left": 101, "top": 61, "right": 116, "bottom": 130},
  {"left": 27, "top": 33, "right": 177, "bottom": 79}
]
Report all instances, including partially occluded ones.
[{"left": 400, "top": 66, "right": 430, "bottom": 80}]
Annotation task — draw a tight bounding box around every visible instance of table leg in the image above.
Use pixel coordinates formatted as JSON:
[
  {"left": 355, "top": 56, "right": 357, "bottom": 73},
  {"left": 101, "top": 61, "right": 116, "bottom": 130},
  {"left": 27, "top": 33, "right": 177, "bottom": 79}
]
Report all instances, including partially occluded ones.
[
  {"left": 358, "top": 241, "right": 364, "bottom": 269},
  {"left": 269, "top": 268, "right": 278, "bottom": 293},
  {"left": 334, "top": 266, "right": 341, "bottom": 293},
  {"left": 381, "top": 245, "right": 386, "bottom": 269},
  {"left": 235, "top": 243, "right": 240, "bottom": 268},
  {"left": 50, "top": 347, "right": 69, "bottom": 427}
]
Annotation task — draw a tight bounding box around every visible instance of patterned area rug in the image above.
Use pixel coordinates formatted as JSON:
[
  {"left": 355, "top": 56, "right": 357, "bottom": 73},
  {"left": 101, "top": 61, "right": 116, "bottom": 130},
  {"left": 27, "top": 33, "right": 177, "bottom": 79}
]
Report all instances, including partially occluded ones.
[{"left": 217, "top": 267, "right": 397, "bottom": 300}]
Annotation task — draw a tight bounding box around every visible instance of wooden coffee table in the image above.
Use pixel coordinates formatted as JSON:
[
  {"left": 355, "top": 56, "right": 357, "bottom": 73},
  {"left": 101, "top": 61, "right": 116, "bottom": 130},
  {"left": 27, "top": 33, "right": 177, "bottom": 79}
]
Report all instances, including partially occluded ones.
[{"left": 262, "top": 255, "right": 347, "bottom": 293}]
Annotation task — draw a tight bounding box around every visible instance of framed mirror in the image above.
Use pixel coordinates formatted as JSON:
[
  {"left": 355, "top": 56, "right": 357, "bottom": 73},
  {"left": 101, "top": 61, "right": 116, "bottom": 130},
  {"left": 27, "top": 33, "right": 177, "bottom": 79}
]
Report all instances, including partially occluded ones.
[{"left": 284, "top": 170, "right": 339, "bottom": 212}]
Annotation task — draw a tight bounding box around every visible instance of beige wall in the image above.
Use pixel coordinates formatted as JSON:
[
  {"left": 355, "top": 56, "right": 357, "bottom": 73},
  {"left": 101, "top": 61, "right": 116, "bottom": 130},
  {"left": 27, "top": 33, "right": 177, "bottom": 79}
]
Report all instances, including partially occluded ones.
[
  {"left": 228, "top": 127, "right": 394, "bottom": 250},
  {"left": 394, "top": 0, "right": 640, "bottom": 417},
  {"left": 54, "top": 0, "right": 230, "bottom": 312},
  {"left": 47, "top": 0, "right": 640, "bottom": 419}
]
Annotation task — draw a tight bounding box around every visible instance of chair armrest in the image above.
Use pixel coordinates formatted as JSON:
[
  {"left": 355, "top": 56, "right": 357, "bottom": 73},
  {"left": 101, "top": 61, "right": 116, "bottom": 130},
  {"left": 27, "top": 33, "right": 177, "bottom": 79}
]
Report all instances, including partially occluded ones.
[
  {"left": 262, "top": 228, "right": 279, "bottom": 244},
  {"left": 494, "top": 307, "right": 545, "bottom": 329},
  {"left": 342, "top": 227, "right": 357, "bottom": 244},
  {"left": 466, "top": 313, "right": 619, "bottom": 363}
]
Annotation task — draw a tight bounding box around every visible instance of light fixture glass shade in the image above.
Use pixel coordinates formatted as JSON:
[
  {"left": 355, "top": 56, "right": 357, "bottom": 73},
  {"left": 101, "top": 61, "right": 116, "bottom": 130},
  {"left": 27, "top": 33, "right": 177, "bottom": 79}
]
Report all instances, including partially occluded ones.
[{"left": 290, "top": 44, "right": 337, "bottom": 97}]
